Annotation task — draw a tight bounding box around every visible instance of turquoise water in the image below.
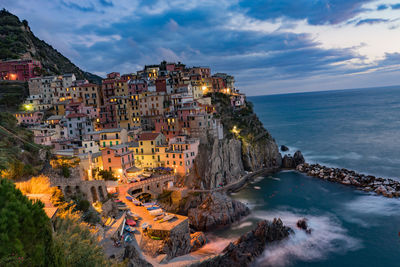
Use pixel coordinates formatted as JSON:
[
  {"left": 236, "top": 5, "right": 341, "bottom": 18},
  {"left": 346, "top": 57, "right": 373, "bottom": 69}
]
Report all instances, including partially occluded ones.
[
  {"left": 249, "top": 86, "right": 400, "bottom": 180},
  {"left": 225, "top": 172, "right": 400, "bottom": 267},
  {"left": 212, "top": 87, "right": 400, "bottom": 266}
]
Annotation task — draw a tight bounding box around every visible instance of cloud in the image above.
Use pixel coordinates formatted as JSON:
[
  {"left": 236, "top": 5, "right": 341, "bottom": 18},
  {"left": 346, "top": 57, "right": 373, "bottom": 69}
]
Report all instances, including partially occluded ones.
[
  {"left": 2, "top": 0, "right": 400, "bottom": 95},
  {"left": 236, "top": 0, "right": 374, "bottom": 25},
  {"left": 356, "top": 18, "right": 389, "bottom": 26}
]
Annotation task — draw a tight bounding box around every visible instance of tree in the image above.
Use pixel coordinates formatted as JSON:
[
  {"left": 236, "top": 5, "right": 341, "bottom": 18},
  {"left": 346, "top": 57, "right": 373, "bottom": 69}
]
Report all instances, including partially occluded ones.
[
  {"left": 98, "top": 169, "right": 117, "bottom": 181},
  {"left": 52, "top": 209, "right": 111, "bottom": 267},
  {"left": 0, "top": 178, "right": 61, "bottom": 266}
]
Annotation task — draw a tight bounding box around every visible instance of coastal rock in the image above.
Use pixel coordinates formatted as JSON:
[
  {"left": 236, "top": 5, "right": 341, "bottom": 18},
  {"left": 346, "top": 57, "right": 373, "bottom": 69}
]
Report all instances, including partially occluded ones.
[
  {"left": 282, "top": 150, "right": 305, "bottom": 168},
  {"left": 123, "top": 245, "right": 153, "bottom": 267},
  {"left": 296, "top": 218, "right": 312, "bottom": 234},
  {"left": 188, "top": 192, "right": 250, "bottom": 231},
  {"left": 191, "top": 219, "right": 292, "bottom": 267},
  {"left": 280, "top": 145, "right": 289, "bottom": 151},
  {"left": 187, "top": 130, "right": 281, "bottom": 190},
  {"left": 190, "top": 231, "right": 207, "bottom": 252},
  {"left": 293, "top": 151, "right": 305, "bottom": 166},
  {"left": 296, "top": 163, "right": 400, "bottom": 199}
]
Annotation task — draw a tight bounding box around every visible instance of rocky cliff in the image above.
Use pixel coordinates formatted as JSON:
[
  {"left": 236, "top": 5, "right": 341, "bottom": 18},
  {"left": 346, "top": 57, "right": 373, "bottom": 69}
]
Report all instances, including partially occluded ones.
[
  {"left": 188, "top": 192, "right": 250, "bottom": 231},
  {"left": 187, "top": 93, "right": 281, "bottom": 190},
  {"left": 191, "top": 219, "right": 292, "bottom": 267}
]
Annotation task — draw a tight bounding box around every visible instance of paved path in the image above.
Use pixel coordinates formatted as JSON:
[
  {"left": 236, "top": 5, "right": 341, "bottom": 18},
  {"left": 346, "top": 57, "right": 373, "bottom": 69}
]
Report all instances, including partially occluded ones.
[{"left": 188, "top": 167, "right": 276, "bottom": 193}]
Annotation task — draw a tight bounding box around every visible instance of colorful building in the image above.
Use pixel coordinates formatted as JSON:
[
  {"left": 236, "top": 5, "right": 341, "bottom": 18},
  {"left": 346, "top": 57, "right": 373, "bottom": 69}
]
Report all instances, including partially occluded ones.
[{"left": 0, "top": 59, "right": 42, "bottom": 81}]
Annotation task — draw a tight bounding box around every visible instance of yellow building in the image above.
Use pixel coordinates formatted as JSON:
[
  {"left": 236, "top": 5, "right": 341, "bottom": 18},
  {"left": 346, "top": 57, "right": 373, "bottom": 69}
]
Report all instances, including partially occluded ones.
[
  {"left": 96, "top": 128, "right": 128, "bottom": 148},
  {"left": 134, "top": 132, "right": 166, "bottom": 169}
]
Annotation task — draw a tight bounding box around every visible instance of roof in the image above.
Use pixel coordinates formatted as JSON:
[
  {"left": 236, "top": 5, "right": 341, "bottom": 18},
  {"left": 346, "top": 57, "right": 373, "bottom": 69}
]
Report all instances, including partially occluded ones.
[
  {"left": 66, "top": 113, "right": 87, "bottom": 118},
  {"left": 95, "top": 128, "right": 122, "bottom": 134},
  {"left": 46, "top": 115, "right": 63, "bottom": 121},
  {"left": 138, "top": 132, "right": 161, "bottom": 141}
]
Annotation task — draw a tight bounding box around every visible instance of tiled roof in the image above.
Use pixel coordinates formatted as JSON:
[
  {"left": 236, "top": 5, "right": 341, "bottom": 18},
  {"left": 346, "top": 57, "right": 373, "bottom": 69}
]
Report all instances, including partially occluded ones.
[
  {"left": 66, "top": 113, "right": 87, "bottom": 118},
  {"left": 138, "top": 132, "right": 160, "bottom": 141}
]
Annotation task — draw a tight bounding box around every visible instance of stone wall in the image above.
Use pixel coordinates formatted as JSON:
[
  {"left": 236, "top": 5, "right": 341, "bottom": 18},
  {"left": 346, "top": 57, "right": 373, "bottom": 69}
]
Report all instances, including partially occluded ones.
[{"left": 50, "top": 177, "right": 108, "bottom": 203}]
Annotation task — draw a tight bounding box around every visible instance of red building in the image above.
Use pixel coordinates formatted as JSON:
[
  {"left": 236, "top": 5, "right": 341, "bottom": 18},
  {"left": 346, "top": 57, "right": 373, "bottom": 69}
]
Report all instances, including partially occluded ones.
[
  {"left": 155, "top": 78, "right": 166, "bottom": 92},
  {"left": 0, "top": 59, "right": 42, "bottom": 81}
]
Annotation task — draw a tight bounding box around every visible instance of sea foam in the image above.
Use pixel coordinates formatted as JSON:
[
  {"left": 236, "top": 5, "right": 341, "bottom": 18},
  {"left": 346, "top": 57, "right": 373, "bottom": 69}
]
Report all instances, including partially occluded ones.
[{"left": 252, "top": 209, "right": 361, "bottom": 267}]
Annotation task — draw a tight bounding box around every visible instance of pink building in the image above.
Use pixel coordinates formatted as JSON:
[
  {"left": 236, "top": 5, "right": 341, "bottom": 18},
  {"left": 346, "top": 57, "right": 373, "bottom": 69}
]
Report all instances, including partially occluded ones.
[
  {"left": 128, "top": 79, "right": 148, "bottom": 95},
  {"left": 102, "top": 144, "right": 135, "bottom": 180},
  {"left": 0, "top": 59, "right": 42, "bottom": 81},
  {"left": 15, "top": 111, "right": 43, "bottom": 125},
  {"left": 163, "top": 135, "right": 199, "bottom": 176}
]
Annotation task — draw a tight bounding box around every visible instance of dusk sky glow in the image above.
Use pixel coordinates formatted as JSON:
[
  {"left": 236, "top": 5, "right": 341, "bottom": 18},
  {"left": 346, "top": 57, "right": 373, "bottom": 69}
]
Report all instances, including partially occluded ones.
[{"left": 3, "top": 0, "right": 400, "bottom": 95}]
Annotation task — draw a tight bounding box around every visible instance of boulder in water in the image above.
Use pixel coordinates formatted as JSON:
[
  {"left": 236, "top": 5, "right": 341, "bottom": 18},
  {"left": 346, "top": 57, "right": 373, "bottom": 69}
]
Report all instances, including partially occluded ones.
[{"left": 280, "top": 145, "right": 289, "bottom": 152}]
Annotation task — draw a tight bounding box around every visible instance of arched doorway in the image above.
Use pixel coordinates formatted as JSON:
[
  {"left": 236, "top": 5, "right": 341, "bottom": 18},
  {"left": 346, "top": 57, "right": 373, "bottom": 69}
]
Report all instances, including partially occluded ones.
[
  {"left": 75, "top": 185, "right": 81, "bottom": 194},
  {"left": 90, "top": 186, "right": 98, "bottom": 202},
  {"left": 98, "top": 186, "right": 105, "bottom": 201}
]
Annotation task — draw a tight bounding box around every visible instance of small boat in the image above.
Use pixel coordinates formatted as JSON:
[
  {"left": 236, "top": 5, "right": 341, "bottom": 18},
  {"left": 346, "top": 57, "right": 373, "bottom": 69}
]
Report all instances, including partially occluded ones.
[
  {"left": 126, "top": 219, "right": 136, "bottom": 226},
  {"left": 146, "top": 206, "right": 160, "bottom": 211},
  {"left": 160, "top": 214, "right": 176, "bottom": 223},
  {"left": 124, "top": 225, "right": 135, "bottom": 233},
  {"left": 132, "top": 200, "right": 142, "bottom": 206},
  {"left": 125, "top": 196, "right": 133, "bottom": 201},
  {"left": 143, "top": 202, "right": 156, "bottom": 207},
  {"left": 114, "top": 199, "right": 122, "bottom": 203},
  {"left": 154, "top": 214, "right": 165, "bottom": 221},
  {"left": 150, "top": 236, "right": 161, "bottom": 240},
  {"left": 118, "top": 206, "right": 129, "bottom": 211},
  {"left": 104, "top": 217, "right": 113, "bottom": 226},
  {"left": 148, "top": 208, "right": 163, "bottom": 216}
]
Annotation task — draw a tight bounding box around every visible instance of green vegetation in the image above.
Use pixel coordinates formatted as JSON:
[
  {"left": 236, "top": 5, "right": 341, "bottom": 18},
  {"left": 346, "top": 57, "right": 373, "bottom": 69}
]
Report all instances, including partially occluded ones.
[
  {"left": 0, "top": 81, "right": 28, "bottom": 111},
  {"left": 0, "top": 113, "right": 46, "bottom": 180},
  {"left": 6, "top": 176, "right": 120, "bottom": 266},
  {"left": 97, "top": 169, "right": 117, "bottom": 181},
  {"left": 0, "top": 9, "right": 101, "bottom": 83},
  {"left": 208, "top": 92, "right": 273, "bottom": 145},
  {"left": 0, "top": 178, "right": 61, "bottom": 266},
  {"left": 52, "top": 210, "right": 113, "bottom": 266}
]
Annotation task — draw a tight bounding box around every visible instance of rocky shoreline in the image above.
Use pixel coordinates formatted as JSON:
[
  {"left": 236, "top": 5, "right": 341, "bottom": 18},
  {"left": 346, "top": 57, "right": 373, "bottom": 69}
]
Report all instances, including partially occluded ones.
[
  {"left": 191, "top": 219, "right": 292, "bottom": 267},
  {"left": 296, "top": 163, "right": 400, "bottom": 198}
]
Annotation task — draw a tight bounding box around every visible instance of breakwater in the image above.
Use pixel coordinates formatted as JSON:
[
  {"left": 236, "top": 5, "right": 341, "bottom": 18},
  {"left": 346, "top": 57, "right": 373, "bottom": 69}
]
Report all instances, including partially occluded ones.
[{"left": 296, "top": 163, "right": 400, "bottom": 198}]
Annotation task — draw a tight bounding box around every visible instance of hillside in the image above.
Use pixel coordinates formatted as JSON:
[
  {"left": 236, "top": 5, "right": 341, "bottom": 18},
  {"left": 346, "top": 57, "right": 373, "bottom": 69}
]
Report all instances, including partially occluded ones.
[{"left": 0, "top": 9, "right": 101, "bottom": 83}]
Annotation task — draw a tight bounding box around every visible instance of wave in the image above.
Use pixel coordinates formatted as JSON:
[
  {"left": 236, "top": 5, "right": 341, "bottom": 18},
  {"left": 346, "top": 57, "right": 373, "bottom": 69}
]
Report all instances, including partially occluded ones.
[
  {"left": 231, "top": 221, "right": 253, "bottom": 230},
  {"left": 251, "top": 176, "right": 266, "bottom": 184},
  {"left": 343, "top": 194, "right": 400, "bottom": 217},
  {"left": 251, "top": 209, "right": 361, "bottom": 267}
]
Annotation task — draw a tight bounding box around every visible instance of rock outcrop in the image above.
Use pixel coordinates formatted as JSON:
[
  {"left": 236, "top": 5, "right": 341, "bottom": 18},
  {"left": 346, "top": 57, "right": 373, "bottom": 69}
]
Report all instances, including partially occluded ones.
[
  {"left": 188, "top": 192, "right": 250, "bottom": 231},
  {"left": 139, "top": 220, "right": 192, "bottom": 260},
  {"left": 297, "top": 163, "right": 400, "bottom": 198},
  {"left": 123, "top": 245, "right": 153, "bottom": 267},
  {"left": 190, "top": 231, "right": 207, "bottom": 252},
  {"left": 191, "top": 219, "right": 292, "bottom": 267},
  {"left": 282, "top": 150, "right": 305, "bottom": 168},
  {"left": 280, "top": 145, "right": 289, "bottom": 151}
]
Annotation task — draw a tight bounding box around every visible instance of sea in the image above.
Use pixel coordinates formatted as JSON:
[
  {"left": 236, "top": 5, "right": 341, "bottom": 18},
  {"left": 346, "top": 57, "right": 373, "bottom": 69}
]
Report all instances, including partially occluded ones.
[{"left": 207, "top": 86, "right": 400, "bottom": 266}]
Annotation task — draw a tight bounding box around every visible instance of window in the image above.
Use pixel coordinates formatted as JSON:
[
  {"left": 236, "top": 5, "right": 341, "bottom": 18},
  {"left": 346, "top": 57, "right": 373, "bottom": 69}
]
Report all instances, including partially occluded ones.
[
  {"left": 108, "top": 158, "right": 111, "bottom": 163},
  {"left": 116, "top": 141, "right": 119, "bottom": 145},
  {"left": 107, "top": 150, "right": 110, "bottom": 154},
  {"left": 103, "top": 142, "right": 106, "bottom": 147},
  {"left": 110, "top": 141, "right": 112, "bottom": 146}
]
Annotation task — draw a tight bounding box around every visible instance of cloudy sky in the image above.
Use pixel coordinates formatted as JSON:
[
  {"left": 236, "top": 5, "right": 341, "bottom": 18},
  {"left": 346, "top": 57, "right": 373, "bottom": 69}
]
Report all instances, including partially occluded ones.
[{"left": 3, "top": 0, "right": 400, "bottom": 95}]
